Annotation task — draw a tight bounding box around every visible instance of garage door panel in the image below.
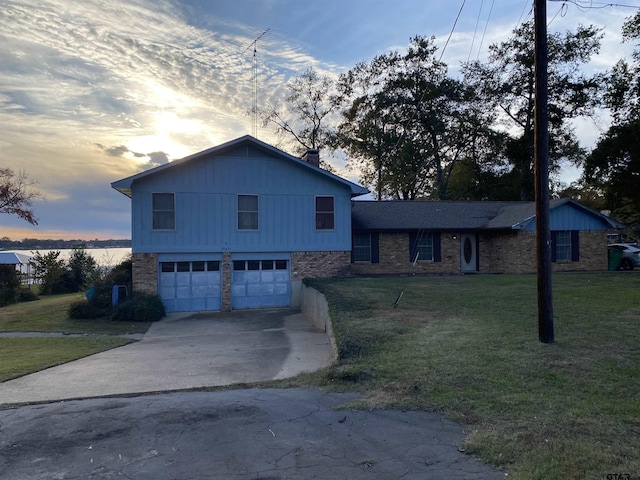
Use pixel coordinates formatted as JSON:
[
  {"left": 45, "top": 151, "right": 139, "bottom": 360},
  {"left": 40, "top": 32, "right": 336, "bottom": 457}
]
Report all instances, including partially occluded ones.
[
  {"left": 274, "top": 282, "right": 288, "bottom": 295},
  {"left": 231, "top": 259, "right": 290, "bottom": 310},
  {"left": 274, "top": 271, "right": 288, "bottom": 282},
  {"left": 159, "top": 261, "right": 222, "bottom": 313}
]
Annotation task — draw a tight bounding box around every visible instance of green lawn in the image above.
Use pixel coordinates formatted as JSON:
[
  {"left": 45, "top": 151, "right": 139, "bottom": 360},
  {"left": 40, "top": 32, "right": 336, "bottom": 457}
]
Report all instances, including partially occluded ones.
[
  {"left": 294, "top": 273, "right": 640, "bottom": 480},
  {"left": 0, "top": 293, "right": 151, "bottom": 334},
  {"left": 0, "top": 293, "right": 152, "bottom": 382},
  {"left": 0, "top": 337, "right": 133, "bottom": 382}
]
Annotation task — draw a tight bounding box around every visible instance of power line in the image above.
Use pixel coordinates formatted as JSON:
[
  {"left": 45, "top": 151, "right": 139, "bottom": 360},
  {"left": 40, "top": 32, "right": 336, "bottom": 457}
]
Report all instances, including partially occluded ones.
[
  {"left": 476, "top": 0, "right": 496, "bottom": 60},
  {"left": 549, "top": 0, "right": 640, "bottom": 9},
  {"left": 439, "top": 0, "right": 466, "bottom": 62},
  {"left": 548, "top": 1, "right": 569, "bottom": 25},
  {"left": 467, "top": 0, "right": 484, "bottom": 63}
]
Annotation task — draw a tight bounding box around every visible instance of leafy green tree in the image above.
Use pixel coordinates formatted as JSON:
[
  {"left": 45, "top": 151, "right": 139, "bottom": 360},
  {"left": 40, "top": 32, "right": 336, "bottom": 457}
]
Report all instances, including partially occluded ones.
[
  {"left": 337, "top": 36, "right": 490, "bottom": 200},
  {"left": 336, "top": 50, "right": 402, "bottom": 199},
  {"left": 463, "top": 21, "right": 604, "bottom": 200},
  {"left": 30, "top": 251, "right": 66, "bottom": 295},
  {"left": 68, "top": 246, "right": 99, "bottom": 291},
  {"left": 584, "top": 12, "right": 640, "bottom": 236}
]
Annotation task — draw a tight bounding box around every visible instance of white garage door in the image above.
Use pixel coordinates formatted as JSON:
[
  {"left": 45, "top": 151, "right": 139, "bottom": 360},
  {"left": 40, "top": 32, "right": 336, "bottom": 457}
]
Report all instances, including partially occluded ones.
[
  {"left": 231, "top": 259, "right": 290, "bottom": 309},
  {"left": 159, "top": 260, "right": 221, "bottom": 312}
]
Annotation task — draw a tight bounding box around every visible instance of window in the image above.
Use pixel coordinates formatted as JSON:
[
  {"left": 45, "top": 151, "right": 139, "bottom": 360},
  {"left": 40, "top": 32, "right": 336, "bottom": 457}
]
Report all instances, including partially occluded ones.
[
  {"left": 238, "top": 195, "right": 258, "bottom": 230},
  {"left": 555, "top": 231, "right": 571, "bottom": 262},
  {"left": 152, "top": 193, "right": 175, "bottom": 230},
  {"left": 353, "top": 233, "right": 371, "bottom": 262},
  {"left": 316, "top": 196, "right": 334, "bottom": 230},
  {"left": 409, "top": 232, "right": 441, "bottom": 263},
  {"left": 415, "top": 234, "right": 434, "bottom": 262}
]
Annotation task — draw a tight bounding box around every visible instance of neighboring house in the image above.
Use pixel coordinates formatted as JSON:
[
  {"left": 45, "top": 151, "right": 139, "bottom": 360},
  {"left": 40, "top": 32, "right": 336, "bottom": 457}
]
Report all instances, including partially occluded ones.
[
  {"left": 112, "top": 135, "right": 368, "bottom": 313},
  {"left": 0, "top": 252, "right": 33, "bottom": 284},
  {"left": 350, "top": 199, "right": 623, "bottom": 275}
]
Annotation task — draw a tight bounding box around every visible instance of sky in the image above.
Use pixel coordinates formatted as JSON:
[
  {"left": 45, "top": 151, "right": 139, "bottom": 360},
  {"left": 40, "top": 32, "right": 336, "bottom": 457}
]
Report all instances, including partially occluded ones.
[{"left": 0, "top": 0, "right": 638, "bottom": 240}]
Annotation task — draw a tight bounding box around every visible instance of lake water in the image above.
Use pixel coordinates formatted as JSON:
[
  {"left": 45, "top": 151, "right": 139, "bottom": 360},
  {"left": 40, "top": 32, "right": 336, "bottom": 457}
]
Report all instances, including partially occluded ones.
[{"left": 11, "top": 247, "right": 132, "bottom": 267}]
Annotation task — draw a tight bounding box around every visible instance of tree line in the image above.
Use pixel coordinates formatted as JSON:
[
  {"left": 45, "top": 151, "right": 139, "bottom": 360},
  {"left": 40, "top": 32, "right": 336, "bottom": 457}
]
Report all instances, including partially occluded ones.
[{"left": 263, "top": 14, "right": 640, "bottom": 236}]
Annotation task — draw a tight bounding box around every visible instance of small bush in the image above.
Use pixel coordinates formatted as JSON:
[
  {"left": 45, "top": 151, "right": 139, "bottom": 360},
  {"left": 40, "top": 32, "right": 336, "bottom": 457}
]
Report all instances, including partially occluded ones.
[
  {"left": 17, "top": 288, "right": 39, "bottom": 303},
  {"left": 0, "top": 265, "right": 20, "bottom": 306},
  {"left": 68, "top": 299, "right": 109, "bottom": 319},
  {"left": 111, "top": 293, "right": 165, "bottom": 322}
]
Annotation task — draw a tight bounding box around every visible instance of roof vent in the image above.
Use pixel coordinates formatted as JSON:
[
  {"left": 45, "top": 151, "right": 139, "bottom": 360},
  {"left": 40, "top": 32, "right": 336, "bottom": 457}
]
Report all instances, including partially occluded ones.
[{"left": 302, "top": 149, "right": 320, "bottom": 167}]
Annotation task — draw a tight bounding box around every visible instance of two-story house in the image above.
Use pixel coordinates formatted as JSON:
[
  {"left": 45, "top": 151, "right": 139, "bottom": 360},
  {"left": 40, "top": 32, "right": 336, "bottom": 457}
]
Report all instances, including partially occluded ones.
[{"left": 112, "top": 135, "right": 368, "bottom": 313}]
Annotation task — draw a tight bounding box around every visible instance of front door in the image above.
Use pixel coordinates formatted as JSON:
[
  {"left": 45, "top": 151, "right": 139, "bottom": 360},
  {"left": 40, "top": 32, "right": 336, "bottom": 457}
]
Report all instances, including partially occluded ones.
[{"left": 460, "top": 233, "right": 478, "bottom": 273}]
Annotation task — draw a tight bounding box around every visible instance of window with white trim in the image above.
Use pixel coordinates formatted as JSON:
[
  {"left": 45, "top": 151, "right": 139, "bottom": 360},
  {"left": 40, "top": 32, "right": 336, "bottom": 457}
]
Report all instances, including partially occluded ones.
[
  {"left": 152, "top": 193, "right": 175, "bottom": 230},
  {"left": 238, "top": 195, "right": 258, "bottom": 230},
  {"left": 555, "top": 231, "right": 571, "bottom": 262},
  {"left": 353, "top": 233, "right": 371, "bottom": 262},
  {"left": 416, "top": 234, "right": 434, "bottom": 262},
  {"left": 315, "top": 196, "right": 334, "bottom": 230}
]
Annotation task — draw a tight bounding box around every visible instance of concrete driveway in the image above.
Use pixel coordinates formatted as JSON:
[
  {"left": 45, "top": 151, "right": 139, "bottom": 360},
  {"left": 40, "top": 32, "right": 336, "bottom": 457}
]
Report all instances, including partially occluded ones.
[{"left": 0, "top": 309, "right": 334, "bottom": 406}]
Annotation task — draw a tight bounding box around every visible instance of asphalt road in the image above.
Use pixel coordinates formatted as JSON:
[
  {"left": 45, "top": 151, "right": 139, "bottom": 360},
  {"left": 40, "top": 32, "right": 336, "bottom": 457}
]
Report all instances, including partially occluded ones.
[{"left": 0, "top": 388, "right": 506, "bottom": 480}]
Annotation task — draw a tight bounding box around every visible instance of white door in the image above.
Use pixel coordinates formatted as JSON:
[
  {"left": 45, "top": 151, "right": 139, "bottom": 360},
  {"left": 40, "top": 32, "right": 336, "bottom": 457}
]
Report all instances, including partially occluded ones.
[{"left": 460, "top": 234, "right": 478, "bottom": 273}]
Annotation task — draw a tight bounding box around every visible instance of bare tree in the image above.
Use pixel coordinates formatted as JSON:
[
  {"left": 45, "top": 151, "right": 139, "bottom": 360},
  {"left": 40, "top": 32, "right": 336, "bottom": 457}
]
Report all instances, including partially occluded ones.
[
  {"left": 262, "top": 68, "right": 341, "bottom": 159},
  {"left": 0, "top": 168, "right": 41, "bottom": 225}
]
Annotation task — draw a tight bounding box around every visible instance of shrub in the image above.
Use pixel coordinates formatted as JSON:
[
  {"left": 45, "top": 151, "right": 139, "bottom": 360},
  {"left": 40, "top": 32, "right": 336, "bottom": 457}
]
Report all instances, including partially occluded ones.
[
  {"left": 89, "top": 256, "right": 133, "bottom": 310},
  {"left": 68, "top": 299, "right": 109, "bottom": 319},
  {"left": 0, "top": 265, "right": 20, "bottom": 306},
  {"left": 17, "top": 288, "right": 39, "bottom": 303},
  {"left": 111, "top": 293, "right": 165, "bottom": 322}
]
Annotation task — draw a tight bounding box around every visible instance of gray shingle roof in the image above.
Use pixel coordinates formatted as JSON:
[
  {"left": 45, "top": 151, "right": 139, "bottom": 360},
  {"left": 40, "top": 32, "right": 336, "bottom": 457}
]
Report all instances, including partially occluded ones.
[{"left": 351, "top": 199, "right": 622, "bottom": 231}]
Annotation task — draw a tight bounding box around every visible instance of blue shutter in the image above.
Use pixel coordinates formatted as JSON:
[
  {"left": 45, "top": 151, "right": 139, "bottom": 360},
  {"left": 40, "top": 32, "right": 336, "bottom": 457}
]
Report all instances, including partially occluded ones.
[
  {"left": 550, "top": 231, "right": 557, "bottom": 263},
  {"left": 433, "top": 233, "right": 441, "bottom": 262},
  {"left": 571, "top": 231, "right": 580, "bottom": 261},
  {"left": 371, "top": 233, "right": 380, "bottom": 264}
]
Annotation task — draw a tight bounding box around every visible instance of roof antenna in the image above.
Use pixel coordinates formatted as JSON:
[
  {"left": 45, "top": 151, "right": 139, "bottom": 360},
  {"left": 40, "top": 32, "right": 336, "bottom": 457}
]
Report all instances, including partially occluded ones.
[{"left": 243, "top": 28, "right": 270, "bottom": 138}]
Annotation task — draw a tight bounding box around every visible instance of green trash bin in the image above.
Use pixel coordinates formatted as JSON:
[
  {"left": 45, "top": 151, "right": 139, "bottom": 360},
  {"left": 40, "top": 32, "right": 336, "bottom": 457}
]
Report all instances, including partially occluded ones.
[{"left": 608, "top": 248, "right": 623, "bottom": 271}]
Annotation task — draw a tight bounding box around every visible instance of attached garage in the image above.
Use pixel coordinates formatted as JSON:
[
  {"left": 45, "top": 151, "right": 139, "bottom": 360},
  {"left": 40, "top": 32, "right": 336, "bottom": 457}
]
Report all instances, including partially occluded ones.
[
  {"left": 231, "top": 258, "right": 290, "bottom": 309},
  {"left": 159, "top": 260, "right": 222, "bottom": 312}
]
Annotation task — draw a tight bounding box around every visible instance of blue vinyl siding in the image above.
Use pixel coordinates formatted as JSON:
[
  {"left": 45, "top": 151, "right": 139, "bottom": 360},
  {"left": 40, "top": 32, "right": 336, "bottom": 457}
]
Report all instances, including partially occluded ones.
[
  {"left": 130, "top": 147, "right": 353, "bottom": 253},
  {"left": 522, "top": 203, "right": 611, "bottom": 232}
]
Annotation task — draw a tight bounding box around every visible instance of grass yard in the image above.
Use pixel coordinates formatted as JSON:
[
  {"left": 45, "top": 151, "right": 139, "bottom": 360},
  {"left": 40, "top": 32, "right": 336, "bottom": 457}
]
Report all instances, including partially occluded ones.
[
  {"left": 296, "top": 273, "right": 640, "bottom": 480},
  {"left": 0, "top": 293, "right": 152, "bottom": 382},
  {"left": 0, "top": 337, "right": 133, "bottom": 382},
  {"left": 0, "top": 293, "right": 151, "bottom": 334}
]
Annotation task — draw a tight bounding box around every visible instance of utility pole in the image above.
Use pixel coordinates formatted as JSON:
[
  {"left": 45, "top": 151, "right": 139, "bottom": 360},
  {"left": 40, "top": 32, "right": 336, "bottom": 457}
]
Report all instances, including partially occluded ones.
[{"left": 534, "top": 0, "right": 554, "bottom": 343}]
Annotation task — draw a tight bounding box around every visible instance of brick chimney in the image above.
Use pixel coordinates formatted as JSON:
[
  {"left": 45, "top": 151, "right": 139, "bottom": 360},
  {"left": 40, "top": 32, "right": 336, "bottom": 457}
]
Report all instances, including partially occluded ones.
[{"left": 302, "top": 148, "right": 320, "bottom": 167}]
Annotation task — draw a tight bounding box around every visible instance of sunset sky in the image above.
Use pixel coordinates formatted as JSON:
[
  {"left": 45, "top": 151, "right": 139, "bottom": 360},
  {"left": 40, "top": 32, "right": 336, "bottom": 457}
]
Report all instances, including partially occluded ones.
[{"left": 1, "top": 0, "right": 636, "bottom": 240}]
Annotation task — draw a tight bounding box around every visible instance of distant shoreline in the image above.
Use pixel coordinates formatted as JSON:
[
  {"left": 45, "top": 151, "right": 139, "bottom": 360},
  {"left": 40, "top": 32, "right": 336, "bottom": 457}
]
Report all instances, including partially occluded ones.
[{"left": 0, "top": 239, "right": 131, "bottom": 250}]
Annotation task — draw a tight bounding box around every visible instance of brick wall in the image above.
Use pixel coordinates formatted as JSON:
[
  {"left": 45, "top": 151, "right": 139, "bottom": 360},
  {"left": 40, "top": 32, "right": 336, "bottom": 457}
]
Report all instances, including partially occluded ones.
[
  {"left": 131, "top": 253, "right": 158, "bottom": 295},
  {"left": 222, "top": 252, "right": 231, "bottom": 312},
  {"left": 291, "top": 251, "right": 351, "bottom": 280},
  {"left": 480, "top": 230, "right": 608, "bottom": 273},
  {"left": 349, "top": 232, "right": 461, "bottom": 275}
]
